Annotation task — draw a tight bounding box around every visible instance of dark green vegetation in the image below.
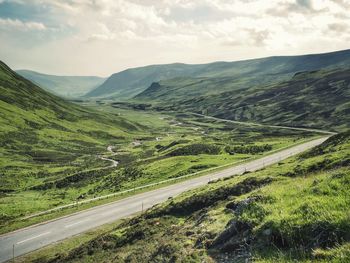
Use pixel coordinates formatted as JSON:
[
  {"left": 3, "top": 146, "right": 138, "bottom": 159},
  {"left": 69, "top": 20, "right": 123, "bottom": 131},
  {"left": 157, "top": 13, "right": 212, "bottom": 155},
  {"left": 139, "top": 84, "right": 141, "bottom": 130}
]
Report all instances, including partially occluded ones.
[
  {"left": 39, "top": 132, "right": 350, "bottom": 263},
  {"left": 16, "top": 70, "right": 106, "bottom": 98},
  {"left": 87, "top": 48, "right": 350, "bottom": 100},
  {"left": 0, "top": 61, "right": 315, "bottom": 233},
  {"left": 0, "top": 61, "right": 145, "bottom": 228},
  {"left": 225, "top": 144, "right": 272, "bottom": 155},
  {"left": 134, "top": 67, "right": 350, "bottom": 131},
  {"left": 166, "top": 143, "right": 221, "bottom": 156}
]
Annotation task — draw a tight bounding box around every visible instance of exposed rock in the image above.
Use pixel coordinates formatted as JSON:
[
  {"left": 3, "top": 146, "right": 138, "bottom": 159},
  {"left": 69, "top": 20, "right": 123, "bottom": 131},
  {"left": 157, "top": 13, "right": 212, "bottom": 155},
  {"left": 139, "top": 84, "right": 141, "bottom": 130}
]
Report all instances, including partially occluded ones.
[
  {"left": 210, "top": 220, "right": 252, "bottom": 252},
  {"left": 225, "top": 195, "right": 264, "bottom": 215},
  {"left": 195, "top": 231, "right": 216, "bottom": 248}
]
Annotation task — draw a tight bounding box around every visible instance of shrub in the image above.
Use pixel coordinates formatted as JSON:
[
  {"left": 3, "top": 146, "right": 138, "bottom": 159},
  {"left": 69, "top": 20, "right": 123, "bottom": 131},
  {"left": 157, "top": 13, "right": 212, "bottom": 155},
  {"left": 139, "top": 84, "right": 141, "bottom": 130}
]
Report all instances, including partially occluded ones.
[
  {"left": 150, "top": 177, "right": 273, "bottom": 217},
  {"left": 225, "top": 144, "right": 272, "bottom": 155},
  {"left": 167, "top": 143, "right": 221, "bottom": 156}
]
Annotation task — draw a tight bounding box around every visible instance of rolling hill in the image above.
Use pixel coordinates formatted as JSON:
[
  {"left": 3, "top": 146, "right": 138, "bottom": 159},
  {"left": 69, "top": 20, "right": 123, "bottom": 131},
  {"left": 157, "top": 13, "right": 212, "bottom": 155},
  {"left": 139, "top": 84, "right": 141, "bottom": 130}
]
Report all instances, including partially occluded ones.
[
  {"left": 134, "top": 67, "right": 350, "bottom": 131},
  {"left": 85, "top": 63, "right": 207, "bottom": 99},
  {"left": 87, "top": 49, "right": 350, "bottom": 100},
  {"left": 0, "top": 60, "right": 143, "bottom": 194},
  {"left": 16, "top": 70, "right": 106, "bottom": 98}
]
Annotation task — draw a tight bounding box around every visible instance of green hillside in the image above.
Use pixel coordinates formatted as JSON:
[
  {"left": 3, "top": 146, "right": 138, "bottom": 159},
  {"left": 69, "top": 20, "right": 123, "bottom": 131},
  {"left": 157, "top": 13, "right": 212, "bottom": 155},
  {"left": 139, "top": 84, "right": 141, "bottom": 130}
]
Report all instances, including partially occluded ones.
[
  {"left": 85, "top": 63, "right": 206, "bottom": 99},
  {"left": 42, "top": 131, "right": 350, "bottom": 263},
  {"left": 135, "top": 67, "right": 350, "bottom": 131},
  {"left": 0, "top": 60, "right": 146, "bottom": 220},
  {"left": 88, "top": 49, "right": 350, "bottom": 100},
  {"left": 2, "top": 61, "right": 317, "bottom": 233},
  {"left": 16, "top": 70, "right": 106, "bottom": 98}
]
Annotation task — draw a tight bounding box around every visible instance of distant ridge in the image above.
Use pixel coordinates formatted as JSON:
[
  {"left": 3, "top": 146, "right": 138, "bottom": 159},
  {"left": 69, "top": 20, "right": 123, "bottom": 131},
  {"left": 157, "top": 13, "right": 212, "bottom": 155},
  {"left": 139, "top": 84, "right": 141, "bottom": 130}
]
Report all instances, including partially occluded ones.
[
  {"left": 86, "top": 49, "right": 350, "bottom": 100},
  {"left": 16, "top": 70, "right": 106, "bottom": 98},
  {"left": 135, "top": 67, "right": 350, "bottom": 131}
]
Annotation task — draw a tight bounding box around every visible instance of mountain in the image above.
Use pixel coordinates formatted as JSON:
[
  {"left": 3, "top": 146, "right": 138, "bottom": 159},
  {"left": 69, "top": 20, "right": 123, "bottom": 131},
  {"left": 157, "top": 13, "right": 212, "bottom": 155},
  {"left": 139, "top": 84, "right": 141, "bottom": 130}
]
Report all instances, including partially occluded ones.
[
  {"left": 135, "top": 67, "right": 350, "bottom": 131},
  {"left": 16, "top": 70, "right": 106, "bottom": 98},
  {"left": 87, "top": 49, "right": 350, "bottom": 100},
  {"left": 45, "top": 131, "right": 350, "bottom": 263},
  {"left": 85, "top": 63, "right": 207, "bottom": 99},
  {"left": 0, "top": 60, "right": 142, "bottom": 193}
]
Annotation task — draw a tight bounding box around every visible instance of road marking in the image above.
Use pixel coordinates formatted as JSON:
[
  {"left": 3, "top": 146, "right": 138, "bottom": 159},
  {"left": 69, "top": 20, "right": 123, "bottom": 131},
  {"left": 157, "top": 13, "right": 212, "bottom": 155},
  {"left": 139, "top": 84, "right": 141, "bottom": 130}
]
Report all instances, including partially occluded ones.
[
  {"left": 65, "top": 218, "right": 91, "bottom": 228},
  {"left": 16, "top": 231, "right": 51, "bottom": 245}
]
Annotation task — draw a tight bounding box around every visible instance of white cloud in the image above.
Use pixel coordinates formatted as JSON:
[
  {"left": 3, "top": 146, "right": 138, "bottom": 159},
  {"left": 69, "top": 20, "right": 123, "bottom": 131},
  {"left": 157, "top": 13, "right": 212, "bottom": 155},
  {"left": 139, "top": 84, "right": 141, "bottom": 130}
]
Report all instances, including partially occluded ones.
[
  {"left": 1, "top": 0, "right": 349, "bottom": 75},
  {"left": 0, "top": 18, "right": 46, "bottom": 31}
]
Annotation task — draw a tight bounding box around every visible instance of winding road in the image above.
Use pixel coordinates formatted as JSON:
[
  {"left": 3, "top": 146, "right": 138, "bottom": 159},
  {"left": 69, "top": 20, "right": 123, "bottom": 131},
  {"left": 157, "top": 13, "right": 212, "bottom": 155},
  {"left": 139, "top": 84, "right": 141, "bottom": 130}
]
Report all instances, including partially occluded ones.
[
  {"left": 0, "top": 137, "right": 328, "bottom": 263},
  {"left": 98, "top": 146, "right": 119, "bottom": 168},
  {"left": 191, "top": 113, "right": 337, "bottom": 135}
]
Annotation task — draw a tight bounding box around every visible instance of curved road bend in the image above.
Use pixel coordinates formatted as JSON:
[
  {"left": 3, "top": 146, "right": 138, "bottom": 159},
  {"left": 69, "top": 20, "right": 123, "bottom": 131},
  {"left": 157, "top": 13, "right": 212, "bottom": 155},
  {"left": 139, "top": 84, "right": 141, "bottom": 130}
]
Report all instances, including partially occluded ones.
[
  {"left": 0, "top": 137, "right": 328, "bottom": 262},
  {"left": 98, "top": 145, "right": 119, "bottom": 168}
]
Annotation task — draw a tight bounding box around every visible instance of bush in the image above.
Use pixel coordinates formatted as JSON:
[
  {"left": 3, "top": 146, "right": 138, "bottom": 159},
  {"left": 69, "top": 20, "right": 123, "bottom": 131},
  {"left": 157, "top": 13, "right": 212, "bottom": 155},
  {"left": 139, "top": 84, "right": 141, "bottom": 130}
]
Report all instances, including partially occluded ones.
[
  {"left": 156, "top": 140, "right": 190, "bottom": 152},
  {"left": 225, "top": 144, "right": 272, "bottom": 155},
  {"left": 31, "top": 168, "right": 114, "bottom": 190},
  {"left": 150, "top": 177, "right": 273, "bottom": 217},
  {"left": 262, "top": 219, "right": 350, "bottom": 249},
  {"left": 167, "top": 143, "right": 221, "bottom": 156}
]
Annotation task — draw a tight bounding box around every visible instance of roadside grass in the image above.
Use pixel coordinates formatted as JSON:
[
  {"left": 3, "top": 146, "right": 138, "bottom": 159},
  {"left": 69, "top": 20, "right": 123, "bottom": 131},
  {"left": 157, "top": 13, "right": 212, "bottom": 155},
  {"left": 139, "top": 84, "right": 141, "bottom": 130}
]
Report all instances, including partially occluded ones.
[{"left": 25, "top": 132, "right": 349, "bottom": 263}]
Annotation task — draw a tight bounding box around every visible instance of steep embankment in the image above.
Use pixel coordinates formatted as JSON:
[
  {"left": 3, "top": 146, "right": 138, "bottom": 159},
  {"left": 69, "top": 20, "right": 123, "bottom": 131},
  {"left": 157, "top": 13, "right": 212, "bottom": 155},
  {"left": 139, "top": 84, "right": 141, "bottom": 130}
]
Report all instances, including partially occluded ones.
[{"left": 46, "top": 131, "right": 350, "bottom": 263}]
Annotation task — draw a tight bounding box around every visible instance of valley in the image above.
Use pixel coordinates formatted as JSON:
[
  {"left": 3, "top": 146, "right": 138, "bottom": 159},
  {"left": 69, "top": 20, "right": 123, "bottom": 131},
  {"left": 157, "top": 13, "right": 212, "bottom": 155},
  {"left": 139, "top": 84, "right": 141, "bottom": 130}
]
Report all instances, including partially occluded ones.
[
  {"left": 2, "top": 1, "right": 350, "bottom": 261},
  {"left": 0, "top": 48, "right": 349, "bottom": 263},
  {"left": 16, "top": 70, "right": 106, "bottom": 98},
  {"left": 0, "top": 87, "right": 318, "bottom": 234}
]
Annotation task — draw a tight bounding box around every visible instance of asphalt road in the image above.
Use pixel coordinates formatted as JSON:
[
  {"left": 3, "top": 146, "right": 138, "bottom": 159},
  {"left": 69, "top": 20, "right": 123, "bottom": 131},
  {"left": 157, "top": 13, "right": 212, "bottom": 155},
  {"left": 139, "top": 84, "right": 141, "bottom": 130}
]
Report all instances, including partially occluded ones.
[
  {"left": 191, "top": 113, "right": 337, "bottom": 135},
  {"left": 0, "top": 137, "right": 328, "bottom": 262}
]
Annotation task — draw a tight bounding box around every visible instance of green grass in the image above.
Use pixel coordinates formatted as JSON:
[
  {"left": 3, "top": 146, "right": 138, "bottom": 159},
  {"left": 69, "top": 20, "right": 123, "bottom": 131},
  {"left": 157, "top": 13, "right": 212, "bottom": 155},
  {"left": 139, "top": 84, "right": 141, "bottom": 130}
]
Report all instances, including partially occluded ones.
[
  {"left": 0, "top": 96, "right": 315, "bottom": 232},
  {"left": 0, "top": 60, "right": 328, "bottom": 243},
  {"left": 28, "top": 131, "right": 349, "bottom": 263},
  {"left": 0, "top": 62, "right": 161, "bottom": 229},
  {"left": 1, "top": 132, "right": 317, "bottom": 235}
]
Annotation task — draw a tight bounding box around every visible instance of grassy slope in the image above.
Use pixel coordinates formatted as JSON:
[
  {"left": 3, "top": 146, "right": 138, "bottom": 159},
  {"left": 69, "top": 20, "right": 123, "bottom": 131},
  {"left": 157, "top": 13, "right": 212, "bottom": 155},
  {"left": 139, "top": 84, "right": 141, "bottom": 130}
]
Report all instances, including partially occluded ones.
[
  {"left": 88, "top": 49, "right": 350, "bottom": 100},
  {"left": 41, "top": 131, "right": 350, "bottom": 263},
  {"left": 134, "top": 68, "right": 350, "bottom": 131},
  {"left": 16, "top": 70, "right": 106, "bottom": 98},
  {"left": 0, "top": 61, "right": 147, "bottom": 223},
  {"left": 85, "top": 63, "right": 206, "bottom": 99},
  {"left": 0, "top": 60, "right": 143, "bottom": 189},
  {"left": 0, "top": 64, "right": 314, "bottom": 233}
]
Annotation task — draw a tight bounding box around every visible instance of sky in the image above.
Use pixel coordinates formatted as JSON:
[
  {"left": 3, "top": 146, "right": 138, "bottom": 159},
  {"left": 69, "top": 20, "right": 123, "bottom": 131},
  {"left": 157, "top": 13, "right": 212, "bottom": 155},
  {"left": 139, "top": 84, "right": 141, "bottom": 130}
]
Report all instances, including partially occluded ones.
[{"left": 0, "top": 0, "right": 349, "bottom": 76}]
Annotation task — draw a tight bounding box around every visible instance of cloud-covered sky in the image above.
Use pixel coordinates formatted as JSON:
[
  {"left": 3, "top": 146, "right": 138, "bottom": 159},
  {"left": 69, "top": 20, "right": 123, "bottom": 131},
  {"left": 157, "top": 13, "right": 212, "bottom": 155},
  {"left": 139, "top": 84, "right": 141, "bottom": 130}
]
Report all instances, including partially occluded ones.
[{"left": 0, "top": 0, "right": 349, "bottom": 76}]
